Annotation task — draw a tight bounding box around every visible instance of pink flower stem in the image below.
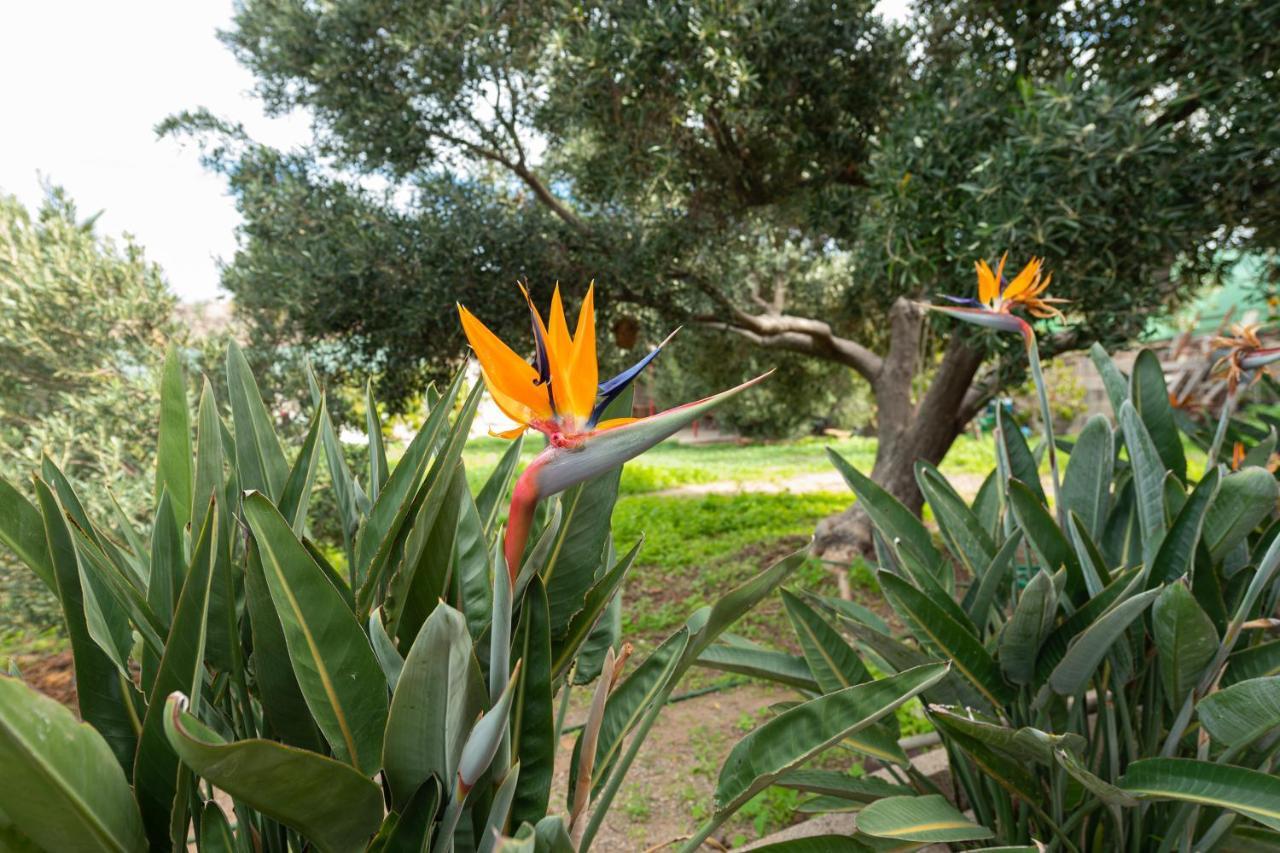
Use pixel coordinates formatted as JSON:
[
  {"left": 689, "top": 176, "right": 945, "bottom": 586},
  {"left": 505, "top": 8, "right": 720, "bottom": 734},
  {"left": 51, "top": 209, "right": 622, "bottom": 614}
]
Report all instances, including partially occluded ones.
[{"left": 503, "top": 450, "right": 550, "bottom": 586}]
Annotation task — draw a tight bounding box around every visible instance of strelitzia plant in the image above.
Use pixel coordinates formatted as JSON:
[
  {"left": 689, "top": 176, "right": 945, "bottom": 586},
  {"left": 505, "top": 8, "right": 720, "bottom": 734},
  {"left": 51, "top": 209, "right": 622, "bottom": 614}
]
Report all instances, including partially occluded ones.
[
  {"left": 1208, "top": 323, "right": 1280, "bottom": 463},
  {"left": 704, "top": 330, "right": 1280, "bottom": 850},
  {"left": 0, "top": 288, "right": 788, "bottom": 853},
  {"left": 933, "top": 255, "right": 1069, "bottom": 521},
  {"left": 460, "top": 284, "right": 764, "bottom": 576}
]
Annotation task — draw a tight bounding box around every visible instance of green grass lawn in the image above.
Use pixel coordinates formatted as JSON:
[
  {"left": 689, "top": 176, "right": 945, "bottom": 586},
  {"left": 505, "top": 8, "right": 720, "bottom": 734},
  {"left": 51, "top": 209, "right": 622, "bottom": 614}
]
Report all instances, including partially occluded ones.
[{"left": 466, "top": 431, "right": 1000, "bottom": 496}]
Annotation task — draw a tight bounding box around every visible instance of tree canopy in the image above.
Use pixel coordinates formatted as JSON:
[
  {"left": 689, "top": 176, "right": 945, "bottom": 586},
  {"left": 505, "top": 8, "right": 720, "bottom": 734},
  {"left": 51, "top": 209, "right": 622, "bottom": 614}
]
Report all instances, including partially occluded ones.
[
  {"left": 167, "top": 0, "right": 1280, "bottom": 545},
  {"left": 0, "top": 187, "right": 179, "bottom": 505}
]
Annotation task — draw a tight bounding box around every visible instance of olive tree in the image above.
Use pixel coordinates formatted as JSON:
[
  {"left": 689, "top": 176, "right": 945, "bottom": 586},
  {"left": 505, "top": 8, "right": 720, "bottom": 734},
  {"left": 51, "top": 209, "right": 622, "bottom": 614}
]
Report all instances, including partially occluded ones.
[{"left": 167, "top": 0, "right": 1279, "bottom": 553}]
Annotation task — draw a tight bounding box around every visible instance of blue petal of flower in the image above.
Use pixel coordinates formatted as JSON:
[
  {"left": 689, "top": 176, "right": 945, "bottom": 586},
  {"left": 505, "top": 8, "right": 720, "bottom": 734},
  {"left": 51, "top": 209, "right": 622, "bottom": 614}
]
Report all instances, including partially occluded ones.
[
  {"left": 589, "top": 327, "right": 680, "bottom": 426},
  {"left": 519, "top": 284, "right": 557, "bottom": 412}
]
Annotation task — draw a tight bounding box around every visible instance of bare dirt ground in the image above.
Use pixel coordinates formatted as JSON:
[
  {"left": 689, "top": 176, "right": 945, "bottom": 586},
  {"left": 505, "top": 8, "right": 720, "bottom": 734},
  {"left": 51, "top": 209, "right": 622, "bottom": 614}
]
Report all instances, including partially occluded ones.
[
  {"left": 15, "top": 650, "right": 77, "bottom": 710},
  {"left": 552, "top": 682, "right": 799, "bottom": 851}
]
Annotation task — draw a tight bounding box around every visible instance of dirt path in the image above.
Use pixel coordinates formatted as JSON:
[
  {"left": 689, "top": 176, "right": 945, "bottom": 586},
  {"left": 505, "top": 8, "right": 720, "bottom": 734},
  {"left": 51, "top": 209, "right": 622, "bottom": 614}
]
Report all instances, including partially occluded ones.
[
  {"left": 552, "top": 682, "right": 798, "bottom": 851},
  {"left": 653, "top": 470, "right": 992, "bottom": 500}
]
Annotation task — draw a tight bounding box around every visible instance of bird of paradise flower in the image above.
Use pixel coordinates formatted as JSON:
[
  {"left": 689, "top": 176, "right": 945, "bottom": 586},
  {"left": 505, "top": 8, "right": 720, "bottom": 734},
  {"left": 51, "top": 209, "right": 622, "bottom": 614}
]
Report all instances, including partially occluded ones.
[
  {"left": 1207, "top": 323, "right": 1280, "bottom": 463},
  {"left": 929, "top": 254, "right": 1069, "bottom": 521},
  {"left": 458, "top": 283, "right": 770, "bottom": 579}
]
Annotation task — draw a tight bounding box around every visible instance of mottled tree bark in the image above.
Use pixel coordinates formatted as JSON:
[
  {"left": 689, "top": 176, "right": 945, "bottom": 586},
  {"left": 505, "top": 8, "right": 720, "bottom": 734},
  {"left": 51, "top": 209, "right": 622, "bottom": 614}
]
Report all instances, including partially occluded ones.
[
  {"left": 696, "top": 292, "right": 993, "bottom": 566},
  {"left": 811, "top": 308, "right": 988, "bottom": 563}
]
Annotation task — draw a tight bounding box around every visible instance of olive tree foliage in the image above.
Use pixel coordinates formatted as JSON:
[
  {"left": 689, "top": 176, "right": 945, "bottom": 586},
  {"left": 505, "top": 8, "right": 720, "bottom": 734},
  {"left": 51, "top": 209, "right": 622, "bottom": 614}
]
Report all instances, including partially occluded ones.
[
  {"left": 0, "top": 188, "right": 182, "bottom": 628},
  {"left": 167, "top": 0, "right": 1279, "bottom": 552}
]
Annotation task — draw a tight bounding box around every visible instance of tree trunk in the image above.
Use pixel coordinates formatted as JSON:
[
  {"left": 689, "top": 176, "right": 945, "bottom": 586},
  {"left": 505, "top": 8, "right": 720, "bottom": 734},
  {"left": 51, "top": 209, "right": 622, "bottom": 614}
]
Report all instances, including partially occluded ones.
[{"left": 813, "top": 317, "right": 987, "bottom": 564}]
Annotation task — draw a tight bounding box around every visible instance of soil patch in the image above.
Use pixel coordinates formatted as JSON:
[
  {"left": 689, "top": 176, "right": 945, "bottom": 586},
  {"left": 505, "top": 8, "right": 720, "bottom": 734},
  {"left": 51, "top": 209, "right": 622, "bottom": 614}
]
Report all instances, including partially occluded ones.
[
  {"left": 16, "top": 650, "right": 77, "bottom": 713},
  {"left": 553, "top": 682, "right": 799, "bottom": 851}
]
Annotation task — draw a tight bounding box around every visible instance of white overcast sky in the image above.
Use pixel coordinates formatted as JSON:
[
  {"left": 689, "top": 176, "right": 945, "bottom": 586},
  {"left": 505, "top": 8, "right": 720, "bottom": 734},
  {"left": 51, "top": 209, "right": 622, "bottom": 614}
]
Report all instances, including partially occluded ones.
[
  {"left": 0, "top": 1, "right": 911, "bottom": 303},
  {"left": 0, "top": 2, "right": 310, "bottom": 302}
]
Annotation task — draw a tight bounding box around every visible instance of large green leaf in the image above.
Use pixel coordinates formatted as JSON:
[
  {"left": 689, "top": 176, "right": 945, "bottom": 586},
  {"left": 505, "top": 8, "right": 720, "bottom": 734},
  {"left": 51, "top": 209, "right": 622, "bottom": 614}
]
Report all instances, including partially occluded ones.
[
  {"left": 479, "top": 765, "right": 522, "bottom": 853},
  {"left": 964, "top": 532, "right": 1020, "bottom": 626},
  {"left": 1203, "top": 468, "right": 1279, "bottom": 564},
  {"left": 365, "top": 380, "right": 389, "bottom": 503},
  {"left": 454, "top": 474, "right": 494, "bottom": 643},
  {"left": 1008, "top": 479, "right": 1085, "bottom": 599},
  {"left": 538, "top": 466, "right": 622, "bottom": 639},
  {"left": 1198, "top": 676, "right": 1280, "bottom": 749},
  {"left": 1149, "top": 467, "right": 1221, "bottom": 585},
  {"left": 34, "top": 478, "right": 137, "bottom": 774},
  {"left": 244, "top": 493, "right": 388, "bottom": 774},
  {"left": 781, "top": 588, "right": 873, "bottom": 693},
  {"left": 712, "top": 664, "right": 947, "bottom": 816},
  {"left": 773, "top": 769, "right": 911, "bottom": 802},
  {"left": 552, "top": 538, "right": 641, "bottom": 680},
  {"left": 163, "top": 695, "right": 384, "bottom": 853},
  {"left": 1066, "top": 511, "right": 1110, "bottom": 595},
  {"left": 63, "top": 522, "right": 165, "bottom": 667},
  {"left": 37, "top": 462, "right": 135, "bottom": 678},
  {"left": 244, "top": 541, "right": 323, "bottom": 750},
  {"left": 1152, "top": 583, "right": 1218, "bottom": 709},
  {"left": 353, "top": 368, "right": 465, "bottom": 599},
  {"left": 1131, "top": 348, "right": 1187, "bottom": 481},
  {"left": 190, "top": 379, "right": 226, "bottom": 547},
  {"left": 943, "top": 728, "right": 1041, "bottom": 804},
  {"left": 132, "top": 502, "right": 217, "bottom": 850},
  {"left": 697, "top": 640, "right": 820, "bottom": 692},
  {"left": 1050, "top": 586, "right": 1161, "bottom": 695},
  {"left": 931, "top": 707, "right": 1085, "bottom": 766},
  {"left": 916, "top": 461, "right": 994, "bottom": 578},
  {"left": 1223, "top": 640, "right": 1280, "bottom": 687},
  {"left": 390, "top": 465, "right": 469, "bottom": 646},
  {"left": 1053, "top": 747, "right": 1137, "bottom": 806},
  {"left": 857, "top": 794, "right": 993, "bottom": 843},
  {"left": 1061, "top": 414, "right": 1114, "bottom": 540},
  {"left": 1119, "top": 401, "right": 1168, "bottom": 565},
  {"left": 0, "top": 677, "right": 146, "bottom": 853},
  {"left": 1118, "top": 758, "right": 1280, "bottom": 830},
  {"left": 154, "top": 344, "right": 193, "bottom": 528},
  {"left": 0, "top": 475, "right": 54, "bottom": 592},
  {"left": 802, "top": 590, "right": 889, "bottom": 635},
  {"left": 384, "top": 384, "right": 484, "bottom": 639},
  {"left": 278, "top": 395, "right": 326, "bottom": 534},
  {"left": 1089, "top": 342, "right": 1130, "bottom": 420},
  {"left": 314, "top": 379, "right": 362, "bottom": 572},
  {"left": 973, "top": 469, "right": 1002, "bottom": 538},
  {"left": 145, "top": 490, "right": 183, "bottom": 636},
  {"left": 382, "top": 603, "right": 485, "bottom": 808},
  {"left": 998, "top": 405, "right": 1045, "bottom": 505},
  {"left": 879, "top": 571, "right": 1012, "bottom": 707},
  {"left": 225, "top": 341, "right": 289, "bottom": 500},
  {"left": 828, "top": 449, "right": 945, "bottom": 585},
  {"left": 1034, "top": 566, "right": 1142, "bottom": 684},
  {"left": 999, "top": 569, "right": 1058, "bottom": 685},
  {"left": 197, "top": 802, "right": 235, "bottom": 853},
  {"left": 510, "top": 577, "right": 555, "bottom": 828},
  {"left": 380, "top": 777, "right": 440, "bottom": 853}
]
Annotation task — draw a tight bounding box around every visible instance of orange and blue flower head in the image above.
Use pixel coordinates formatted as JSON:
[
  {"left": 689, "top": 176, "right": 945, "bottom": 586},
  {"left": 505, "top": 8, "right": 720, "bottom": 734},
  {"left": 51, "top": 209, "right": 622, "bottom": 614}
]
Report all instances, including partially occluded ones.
[
  {"left": 1213, "top": 323, "right": 1280, "bottom": 394},
  {"left": 934, "top": 254, "right": 1068, "bottom": 343},
  {"left": 458, "top": 283, "right": 676, "bottom": 446},
  {"left": 458, "top": 283, "right": 767, "bottom": 577}
]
